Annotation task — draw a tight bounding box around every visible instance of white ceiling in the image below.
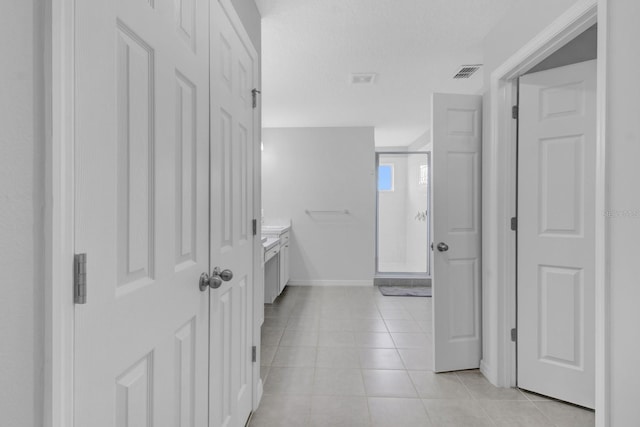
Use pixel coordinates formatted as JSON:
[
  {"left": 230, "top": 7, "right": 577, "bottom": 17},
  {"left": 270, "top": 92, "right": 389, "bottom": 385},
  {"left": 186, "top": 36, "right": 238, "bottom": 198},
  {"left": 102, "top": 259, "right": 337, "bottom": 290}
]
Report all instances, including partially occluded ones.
[{"left": 255, "top": 0, "right": 513, "bottom": 146}]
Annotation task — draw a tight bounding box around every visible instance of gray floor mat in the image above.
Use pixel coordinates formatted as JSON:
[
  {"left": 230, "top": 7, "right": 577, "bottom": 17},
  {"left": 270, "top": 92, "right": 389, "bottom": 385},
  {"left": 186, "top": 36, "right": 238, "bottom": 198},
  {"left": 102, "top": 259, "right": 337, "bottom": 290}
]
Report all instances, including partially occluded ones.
[{"left": 378, "top": 286, "right": 432, "bottom": 297}]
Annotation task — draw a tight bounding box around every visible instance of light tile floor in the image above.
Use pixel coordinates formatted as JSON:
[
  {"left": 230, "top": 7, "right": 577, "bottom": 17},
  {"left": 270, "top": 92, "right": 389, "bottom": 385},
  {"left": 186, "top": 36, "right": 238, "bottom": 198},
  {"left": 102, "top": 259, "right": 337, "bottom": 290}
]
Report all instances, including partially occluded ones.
[{"left": 249, "top": 285, "right": 595, "bottom": 427}]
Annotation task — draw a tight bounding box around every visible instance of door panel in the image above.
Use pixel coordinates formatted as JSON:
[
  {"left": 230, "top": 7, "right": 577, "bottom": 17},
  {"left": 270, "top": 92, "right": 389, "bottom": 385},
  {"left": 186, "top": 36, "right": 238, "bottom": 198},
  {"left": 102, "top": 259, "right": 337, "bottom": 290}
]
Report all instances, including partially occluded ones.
[
  {"left": 209, "top": 2, "right": 256, "bottom": 426},
  {"left": 518, "top": 60, "right": 596, "bottom": 409},
  {"left": 431, "top": 93, "right": 482, "bottom": 373},
  {"left": 74, "top": 0, "right": 210, "bottom": 426}
]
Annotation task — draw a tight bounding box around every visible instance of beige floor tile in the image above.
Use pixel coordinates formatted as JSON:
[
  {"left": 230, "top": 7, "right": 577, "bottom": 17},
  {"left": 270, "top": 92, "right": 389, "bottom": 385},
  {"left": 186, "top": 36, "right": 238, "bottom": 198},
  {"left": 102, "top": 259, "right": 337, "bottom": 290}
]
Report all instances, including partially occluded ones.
[
  {"left": 384, "top": 319, "right": 422, "bottom": 333},
  {"left": 520, "top": 390, "right": 554, "bottom": 402},
  {"left": 318, "top": 331, "right": 357, "bottom": 347},
  {"left": 359, "top": 348, "right": 404, "bottom": 370},
  {"left": 318, "top": 317, "right": 353, "bottom": 332},
  {"left": 309, "top": 396, "right": 370, "bottom": 427},
  {"left": 398, "top": 348, "right": 433, "bottom": 371},
  {"left": 409, "top": 371, "right": 472, "bottom": 399},
  {"left": 351, "top": 318, "right": 388, "bottom": 332},
  {"left": 272, "top": 346, "right": 317, "bottom": 367},
  {"left": 465, "top": 382, "right": 529, "bottom": 401},
  {"left": 260, "top": 365, "right": 270, "bottom": 383},
  {"left": 379, "top": 308, "right": 413, "bottom": 320},
  {"left": 391, "top": 332, "right": 431, "bottom": 349},
  {"left": 254, "top": 288, "right": 593, "bottom": 427},
  {"left": 368, "top": 397, "right": 432, "bottom": 427},
  {"left": 422, "top": 399, "right": 493, "bottom": 426},
  {"left": 279, "top": 329, "right": 319, "bottom": 346},
  {"left": 286, "top": 316, "right": 320, "bottom": 331},
  {"left": 355, "top": 332, "right": 396, "bottom": 348},
  {"left": 313, "top": 368, "right": 366, "bottom": 396},
  {"left": 248, "top": 394, "right": 311, "bottom": 427},
  {"left": 261, "top": 327, "right": 284, "bottom": 346},
  {"left": 481, "top": 400, "right": 554, "bottom": 426},
  {"left": 262, "top": 316, "right": 289, "bottom": 329},
  {"left": 362, "top": 369, "right": 418, "bottom": 398},
  {"left": 263, "top": 367, "right": 315, "bottom": 395},
  {"left": 315, "top": 347, "right": 361, "bottom": 368},
  {"left": 533, "top": 401, "right": 595, "bottom": 427},
  {"left": 260, "top": 345, "right": 277, "bottom": 366}
]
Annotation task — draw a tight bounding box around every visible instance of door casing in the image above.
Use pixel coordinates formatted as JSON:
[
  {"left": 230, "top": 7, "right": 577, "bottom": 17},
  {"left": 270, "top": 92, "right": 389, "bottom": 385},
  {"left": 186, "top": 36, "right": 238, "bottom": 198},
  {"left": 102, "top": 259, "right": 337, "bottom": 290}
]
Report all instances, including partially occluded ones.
[
  {"left": 45, "top": 0, "right": 262, "bottom": 426},
  {"left": 484, "top": 0, "right": 608, "bottom": 425}
]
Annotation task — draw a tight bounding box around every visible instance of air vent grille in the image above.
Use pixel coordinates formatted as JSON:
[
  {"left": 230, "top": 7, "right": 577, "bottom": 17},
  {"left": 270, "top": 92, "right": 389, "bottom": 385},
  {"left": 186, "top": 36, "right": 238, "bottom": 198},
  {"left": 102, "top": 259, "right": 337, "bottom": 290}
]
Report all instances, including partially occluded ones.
[
  {"left": 350, "top": 73, "right": 377, "bottom": 85},
  {"left": 453, "top": 64, "right": 482, "bottom": 79}
]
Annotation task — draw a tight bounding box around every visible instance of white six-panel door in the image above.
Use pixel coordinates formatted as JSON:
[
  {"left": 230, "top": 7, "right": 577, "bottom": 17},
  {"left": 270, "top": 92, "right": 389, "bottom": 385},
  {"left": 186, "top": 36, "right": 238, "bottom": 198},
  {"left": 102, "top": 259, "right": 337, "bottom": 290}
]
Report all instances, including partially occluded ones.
[
  {"left": 431, "top": 93, "right": 483, "bottom": 372},
  {"left": 209, "top": 1, "right": 257, "bottom": 426},
  {"left": 518, "top": 60, "right": 596, "bottom": 409},
  {"left": 73, "top": 0, "right": 211, "bottom": 425}
]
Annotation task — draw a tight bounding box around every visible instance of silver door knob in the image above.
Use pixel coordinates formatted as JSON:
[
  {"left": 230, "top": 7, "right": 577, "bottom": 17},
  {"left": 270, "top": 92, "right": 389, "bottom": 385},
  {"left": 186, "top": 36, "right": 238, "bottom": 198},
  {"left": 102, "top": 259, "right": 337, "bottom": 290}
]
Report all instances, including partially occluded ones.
[
  {"left": 199, "top": 272, "right": 215, "bottom": 291},
  {"left": 212, "top": 267, "right": 233, "bottom": 282},
  {"left": 437, "top": 242, "right": 449, "bottom": 252},
  {"left": 199, "top": 268, "right": 233, "bottom": 291}
]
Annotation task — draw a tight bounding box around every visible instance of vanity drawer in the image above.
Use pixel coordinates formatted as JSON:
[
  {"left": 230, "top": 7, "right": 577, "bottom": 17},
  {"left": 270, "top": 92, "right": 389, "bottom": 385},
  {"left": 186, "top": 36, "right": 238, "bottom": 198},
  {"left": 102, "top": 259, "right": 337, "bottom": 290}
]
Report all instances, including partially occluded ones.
[{"left": 264, "top": 245, "right": 280, "bottom": 263}]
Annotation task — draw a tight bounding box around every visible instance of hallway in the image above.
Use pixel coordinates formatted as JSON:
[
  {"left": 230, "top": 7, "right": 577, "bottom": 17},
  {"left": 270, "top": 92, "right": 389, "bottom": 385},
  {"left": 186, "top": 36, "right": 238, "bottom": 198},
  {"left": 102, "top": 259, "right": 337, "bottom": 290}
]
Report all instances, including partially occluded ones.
[{"left": 250, "top": 286, "right": 594, "bottom": 427}]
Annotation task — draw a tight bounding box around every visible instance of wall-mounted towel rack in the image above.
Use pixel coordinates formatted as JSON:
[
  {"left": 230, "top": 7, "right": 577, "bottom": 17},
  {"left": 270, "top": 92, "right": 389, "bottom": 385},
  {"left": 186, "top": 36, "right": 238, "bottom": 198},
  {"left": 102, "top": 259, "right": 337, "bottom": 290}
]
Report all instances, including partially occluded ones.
[{"left": 305, "top": 209, "right": 350, "bottom": 215}]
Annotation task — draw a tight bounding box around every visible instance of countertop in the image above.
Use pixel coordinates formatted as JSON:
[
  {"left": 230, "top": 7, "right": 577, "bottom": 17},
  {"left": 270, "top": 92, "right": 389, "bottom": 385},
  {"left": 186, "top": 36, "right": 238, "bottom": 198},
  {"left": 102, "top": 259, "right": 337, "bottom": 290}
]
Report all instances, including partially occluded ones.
[{"left": 262, "top": 237, "right": 280, "bottom": 251}]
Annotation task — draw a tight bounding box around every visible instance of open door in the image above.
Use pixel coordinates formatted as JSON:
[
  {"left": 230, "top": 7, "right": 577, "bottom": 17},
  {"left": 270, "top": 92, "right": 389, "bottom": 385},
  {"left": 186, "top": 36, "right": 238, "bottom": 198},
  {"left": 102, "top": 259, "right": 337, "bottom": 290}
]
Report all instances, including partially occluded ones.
[
  {"left": 431, "top": 93, "right": 482, "bottom": 372},
  {"left": 208, "top": 1, "right": 258, "bottom": 426},
  {"left": 518, "top": 60, "right": 596, "bottom": 409},
  {"left": 73, "top": 0, "right": 211, "bottom": 425}
]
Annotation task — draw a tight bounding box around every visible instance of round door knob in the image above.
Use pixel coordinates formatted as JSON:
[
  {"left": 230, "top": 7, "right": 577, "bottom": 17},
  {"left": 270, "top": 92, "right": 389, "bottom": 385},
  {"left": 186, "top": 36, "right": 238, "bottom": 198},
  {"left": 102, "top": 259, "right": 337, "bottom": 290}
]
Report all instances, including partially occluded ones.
[
  {"left": 437, "top": 242, "right": 449, "bottom": 252},
  {"left": 213, "top": 267, "right": 233, "bottom": 282},
  {"left": 198, "top": 272, "right": 224, "bottom": 291}
]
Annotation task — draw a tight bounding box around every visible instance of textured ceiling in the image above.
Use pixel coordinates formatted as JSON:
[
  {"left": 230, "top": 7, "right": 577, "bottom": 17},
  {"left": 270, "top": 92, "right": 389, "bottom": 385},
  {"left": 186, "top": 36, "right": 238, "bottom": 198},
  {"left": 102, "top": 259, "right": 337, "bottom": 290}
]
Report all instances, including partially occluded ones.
[{"left": 255, "top": 0, "right": 513, "bottom": 146}]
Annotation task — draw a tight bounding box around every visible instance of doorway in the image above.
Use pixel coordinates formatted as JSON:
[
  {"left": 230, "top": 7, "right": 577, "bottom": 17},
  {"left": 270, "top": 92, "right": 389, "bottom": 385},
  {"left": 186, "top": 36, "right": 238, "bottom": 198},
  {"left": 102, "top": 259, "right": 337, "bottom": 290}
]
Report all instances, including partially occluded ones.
[
  {"left": 513, "top": 25, "right": 597, "bottom": 409},
  {"left": 375, "top": 152, "right": 431, "bottom": 278}
]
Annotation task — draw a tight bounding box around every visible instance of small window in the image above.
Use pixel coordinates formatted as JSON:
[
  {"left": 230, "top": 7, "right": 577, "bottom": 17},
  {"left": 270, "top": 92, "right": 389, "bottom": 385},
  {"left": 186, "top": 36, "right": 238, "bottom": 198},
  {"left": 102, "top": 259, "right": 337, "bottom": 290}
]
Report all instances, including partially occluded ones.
[
  {"left": 378, "top": 164, "right": 394, "bottom": 191},
  {"left": 419, "top": 164, "right": 428, "bottom": 186}
]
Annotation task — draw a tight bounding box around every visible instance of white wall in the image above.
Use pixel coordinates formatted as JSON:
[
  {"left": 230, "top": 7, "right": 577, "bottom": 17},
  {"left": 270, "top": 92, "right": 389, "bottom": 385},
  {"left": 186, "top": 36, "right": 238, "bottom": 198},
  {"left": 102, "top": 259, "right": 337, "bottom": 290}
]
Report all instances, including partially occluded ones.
[
  {"left": 605, "top": 1, "right": 640, "bottom": 423},
  {"left": 0, "top": 0, "right": 45, "bottom": 425},
  {"left": 262, "top": 127, "right": 376, "bottom": 285}
]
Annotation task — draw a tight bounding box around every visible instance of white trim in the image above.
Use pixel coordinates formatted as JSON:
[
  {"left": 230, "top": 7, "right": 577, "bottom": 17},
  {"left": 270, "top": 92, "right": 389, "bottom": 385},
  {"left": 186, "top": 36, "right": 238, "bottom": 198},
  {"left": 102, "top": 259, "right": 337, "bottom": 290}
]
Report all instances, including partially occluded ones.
[
  {"left": 46, "top": 0, "right": 75, "bottom": 426},
  {"left": 594, "top": 1, "right": 609, "bottom": 425},
  {"left": 486, "top": 0, "right": 607, "bottom": 424},
  {"left": 288, "top": 280, "right": 375, "bottom": 287}
]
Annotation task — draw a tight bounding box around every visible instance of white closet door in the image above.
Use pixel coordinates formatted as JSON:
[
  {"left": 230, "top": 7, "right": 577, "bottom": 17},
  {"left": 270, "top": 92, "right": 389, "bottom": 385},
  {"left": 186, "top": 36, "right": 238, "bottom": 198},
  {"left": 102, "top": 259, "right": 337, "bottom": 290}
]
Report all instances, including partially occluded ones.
[
  {"left": 208, "top": 1, "right": 258, "bottom": 426},
  {"left": 518, "top": 60, "right": 596, "bottom": 409},
  {"left": 73, "top": 0, "right": 211, "bottom": 425}
]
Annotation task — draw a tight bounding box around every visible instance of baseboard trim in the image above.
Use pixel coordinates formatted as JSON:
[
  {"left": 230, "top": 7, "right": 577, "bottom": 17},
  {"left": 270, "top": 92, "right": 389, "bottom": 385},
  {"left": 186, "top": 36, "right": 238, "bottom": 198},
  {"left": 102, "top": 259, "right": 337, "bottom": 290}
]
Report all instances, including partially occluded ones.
[
  {"left": 287, "top": 280, "right": 374, "bottom": 287},
  {"left": 480, "top": 359, "right": 499, "bottom": 386}
]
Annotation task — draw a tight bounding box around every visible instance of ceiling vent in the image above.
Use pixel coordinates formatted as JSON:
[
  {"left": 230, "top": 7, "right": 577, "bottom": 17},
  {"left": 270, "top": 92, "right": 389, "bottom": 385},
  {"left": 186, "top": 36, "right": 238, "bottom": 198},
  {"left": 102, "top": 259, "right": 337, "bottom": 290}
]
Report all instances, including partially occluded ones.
[
  {"left": 350, "top": 73, "right": 377, "bottom": 85},
  {"left": 453, "top": 64, "right": 482, "bottom": 79}
]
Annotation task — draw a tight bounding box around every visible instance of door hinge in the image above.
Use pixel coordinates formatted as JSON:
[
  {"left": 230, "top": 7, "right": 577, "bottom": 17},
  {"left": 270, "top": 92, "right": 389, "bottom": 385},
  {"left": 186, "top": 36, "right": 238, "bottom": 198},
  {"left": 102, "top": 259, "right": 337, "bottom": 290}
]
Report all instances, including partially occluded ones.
[
  {"left": 252, "top": 346, "right": 257, "bottom": 362},
  {"left": 252, "top": 219, "right": 257, "bottom": 236},
  {"left": 511, "top": 328, "right": 517, "bottom": 342},
  {"left": 510, "top": 217, "right": 517, "bottom": 231},
  {"left": 74, "top": 253, "right": 87, "bottom": 304},
  {"left": 252, "top": 88, "right": 261, "bottom": 109},
  {"left": 512, "top": 105, "right": 519, "bottom": 119}
]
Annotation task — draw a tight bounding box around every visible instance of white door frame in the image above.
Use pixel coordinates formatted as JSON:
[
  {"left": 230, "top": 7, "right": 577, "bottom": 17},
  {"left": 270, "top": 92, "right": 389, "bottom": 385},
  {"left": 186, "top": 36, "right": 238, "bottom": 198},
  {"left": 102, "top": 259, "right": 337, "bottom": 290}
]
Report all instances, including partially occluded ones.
[
  {"left": 46, "top": 0, "right": 76, "bottom": 426},
  {"left": 484, "top": 0, "right": 608, "bottom": 424},
  {"left": 44, "top": 1, "right": 262, "bottom": 425}
]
